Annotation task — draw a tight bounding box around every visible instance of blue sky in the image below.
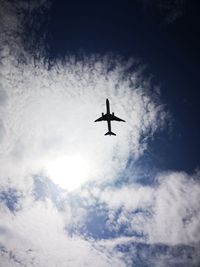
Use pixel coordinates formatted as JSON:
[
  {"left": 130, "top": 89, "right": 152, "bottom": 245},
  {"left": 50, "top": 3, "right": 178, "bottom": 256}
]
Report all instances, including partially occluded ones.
[{"left": 0, "top": 0, "right": 200, "bottom": 266}]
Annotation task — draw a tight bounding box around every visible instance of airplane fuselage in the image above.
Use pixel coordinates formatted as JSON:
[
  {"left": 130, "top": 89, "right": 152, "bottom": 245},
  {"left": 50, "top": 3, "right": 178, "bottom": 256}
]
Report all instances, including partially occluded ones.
[
  {"left": 106, "top": 98, "right": 110, "bottom": 115},
  {"left": 105, "top": 99, "right": 112, "bottom": 135}
]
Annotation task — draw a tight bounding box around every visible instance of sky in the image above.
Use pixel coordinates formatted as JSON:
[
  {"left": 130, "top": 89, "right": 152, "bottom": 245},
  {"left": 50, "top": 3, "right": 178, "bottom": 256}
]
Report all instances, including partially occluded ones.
[{"left": 0, "top": 0, "right": 200, "bottom": 266}]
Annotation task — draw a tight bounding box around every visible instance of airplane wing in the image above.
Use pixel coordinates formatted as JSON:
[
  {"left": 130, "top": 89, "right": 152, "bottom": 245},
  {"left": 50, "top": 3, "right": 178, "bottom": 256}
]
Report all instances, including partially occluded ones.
[
  {"left": 94, "top": 114, "right": 107, "bottom": 122},
  {"left": 110, "top": 114, "right": 125, "bottom": 122}
]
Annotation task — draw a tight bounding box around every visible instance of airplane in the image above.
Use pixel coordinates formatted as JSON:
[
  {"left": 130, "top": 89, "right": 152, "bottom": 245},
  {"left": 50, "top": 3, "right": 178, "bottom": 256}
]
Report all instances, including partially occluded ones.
[{"left": 94, "top": 99, "right": 125, "bottom": 136}]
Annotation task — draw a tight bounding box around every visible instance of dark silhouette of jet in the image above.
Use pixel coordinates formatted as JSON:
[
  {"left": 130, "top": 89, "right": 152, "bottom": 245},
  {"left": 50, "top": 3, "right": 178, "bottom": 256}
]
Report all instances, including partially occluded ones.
[{"left": 95, "top": 99, "right": 125, "bottom": 136}]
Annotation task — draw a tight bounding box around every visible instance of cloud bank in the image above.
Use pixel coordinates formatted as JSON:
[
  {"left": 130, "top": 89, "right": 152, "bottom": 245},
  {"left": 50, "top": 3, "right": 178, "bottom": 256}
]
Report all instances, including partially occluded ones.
[{"left": 0, "top": 1, "right": 199, "bottom": 266}]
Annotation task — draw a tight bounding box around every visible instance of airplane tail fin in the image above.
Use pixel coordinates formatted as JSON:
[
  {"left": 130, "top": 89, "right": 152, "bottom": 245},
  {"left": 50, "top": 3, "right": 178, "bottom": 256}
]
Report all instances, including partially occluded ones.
[{"left": 105, "top": 131, "right": 116, "bottom": 136}]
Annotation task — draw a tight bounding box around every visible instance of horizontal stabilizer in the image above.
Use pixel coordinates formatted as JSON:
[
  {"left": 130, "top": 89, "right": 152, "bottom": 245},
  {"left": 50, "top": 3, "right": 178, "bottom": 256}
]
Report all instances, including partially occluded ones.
[{"left": 105, "top": 131, "right": 116, "bottom": 136}]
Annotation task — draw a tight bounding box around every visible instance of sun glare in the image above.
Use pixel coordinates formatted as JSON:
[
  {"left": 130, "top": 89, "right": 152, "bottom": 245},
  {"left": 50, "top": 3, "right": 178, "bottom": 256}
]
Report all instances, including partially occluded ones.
[{"left": 45, "top": 155, "right": 90, "bottom": 191}]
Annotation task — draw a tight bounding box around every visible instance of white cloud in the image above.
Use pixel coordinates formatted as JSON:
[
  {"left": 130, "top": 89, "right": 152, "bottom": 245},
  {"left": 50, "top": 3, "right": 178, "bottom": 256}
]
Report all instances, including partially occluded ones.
[
  {"left": 2, "top": 1, "right": 199, "bottom": 266},
  {"left": 98, "top": 171, "right": 200, "bottom": 246},
  {"left": 0, "top": 0, "right": 166, "bottom": 193},
  {"left": 0, "top": 49, "right": 165, "bottom": 192},
  {"left": 0, "top": 198, "right": 125, "bottom": 267}
]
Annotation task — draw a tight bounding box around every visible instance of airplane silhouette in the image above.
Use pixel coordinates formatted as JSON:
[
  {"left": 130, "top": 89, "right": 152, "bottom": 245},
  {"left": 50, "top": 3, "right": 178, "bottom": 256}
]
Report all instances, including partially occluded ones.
[{"left": 95, "top": 99, "right": 125, "bottom": 136}]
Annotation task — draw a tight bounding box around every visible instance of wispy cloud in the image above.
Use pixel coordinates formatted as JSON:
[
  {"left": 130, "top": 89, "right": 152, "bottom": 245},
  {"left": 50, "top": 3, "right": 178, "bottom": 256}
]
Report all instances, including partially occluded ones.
[
  {"left": 0, "top": 41, "right": 166, "bottom": 191},
  {"left": 140, "top": 0, "right": 187, "bottom": 24},
  {"left": 98, "top": 171, "right": 200, "bottom": 245},
  {"left": 0, "top": 198, "right": 125, "bottom": 267},
  {"left": 1, "top": 1, "right": 199, "bottom": 266}
]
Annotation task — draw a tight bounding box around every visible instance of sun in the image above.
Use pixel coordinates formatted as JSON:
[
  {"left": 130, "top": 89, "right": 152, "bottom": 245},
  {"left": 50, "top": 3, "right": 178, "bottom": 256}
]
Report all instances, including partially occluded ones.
[{"left": 44, "top": 155, "right": 90, "bottom": 191}]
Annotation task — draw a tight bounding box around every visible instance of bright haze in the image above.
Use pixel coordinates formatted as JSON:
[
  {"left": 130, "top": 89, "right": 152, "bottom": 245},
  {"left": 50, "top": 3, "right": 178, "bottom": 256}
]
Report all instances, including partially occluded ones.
[{"left": 0, "top": 1, "right": 200, "bottom": 266}]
